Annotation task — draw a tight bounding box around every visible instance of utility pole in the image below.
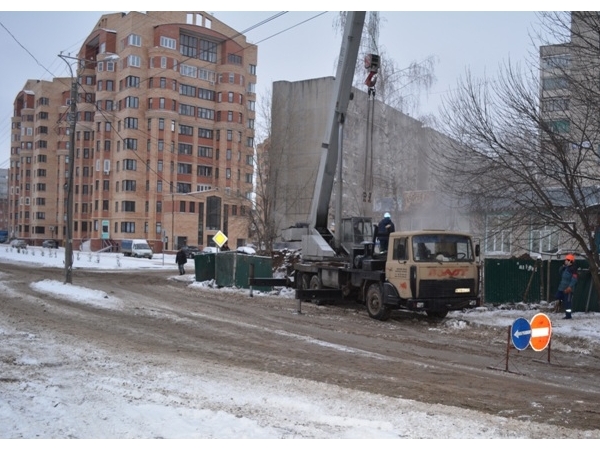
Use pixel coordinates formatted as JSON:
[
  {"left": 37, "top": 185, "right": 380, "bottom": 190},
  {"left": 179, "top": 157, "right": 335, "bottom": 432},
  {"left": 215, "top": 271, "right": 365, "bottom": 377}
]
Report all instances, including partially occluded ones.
[
  {"left": 62, "top": 57, "right": 77, "bottom": 284},
  {"left": 59, "top": 52, "right": 118, "bottom": 284}
]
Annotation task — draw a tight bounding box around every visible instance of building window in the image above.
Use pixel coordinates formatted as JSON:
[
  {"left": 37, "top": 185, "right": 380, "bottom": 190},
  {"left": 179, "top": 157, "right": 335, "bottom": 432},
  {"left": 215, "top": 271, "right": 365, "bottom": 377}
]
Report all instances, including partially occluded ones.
[
  {"left": 249, "top": 64, "right": 256, "bottom": 75},
  {"left": 178, "top": 143, "right": 193, "bottom": 155},
  {"left": 227, "top": 53, "right": 242, "bottom": 65},
  {"left": 177, "top": 183, "right": 191, "bottom": 193},
  {"left": 547, "top": 119, "right": 570, "bottom": 134},
  {"left": 123, "top": 159, "right": 137, "bottom": 170},
  {"left": 160, "top": 36, "right": 176, "bottom": 49},
  {"left": 128, "top": 34, "right": 141, "bottom": 46},
  {"left": 128, "top": 54, "right": 141, "bottom": 68},
  {"left": 124, "top": 117, "right": 138, "bottom": 129},
  {"left": 122, "top": 201, "right": 136, "bottom": 212},
  {"left": 124, "top": 138, "right": 138, "bottom": 150},
  {"left": 198, "top": 146, "right": 213, "bottom": 158},
  {"left": 180, "top": 84, "right": 196, "bottom": 97},
  {"left": 542, "top": 54, "right": 570, "bottom": 70},
  {"left": 178, "top": 163, "right": 192, "bottom": 174},
  {"left": 180, "top": 34, "right": 198, "bottom": 58},
  {"left": 542, "top": 97, "right": 569, "bottom": 112},
  {"left": 198, "top": 128, "right": 213, "bottom": 139},
  {"left": 125, "top": 76, "right": 140, "bottom": 88},
  {"left": 179, "top": 104, "right": 195, "bottom": 116},
  {"left": 123, "top": 180, "right": 136, "bottom": 191},
  {"left": 180, "top": 63, "right": 197, "bottom": 78},
  {"left": 198, "top": 88, "right": 215, "bottom": 101},
  {"left": 197, "top": 165, "right": 212, "bottom": 177},
  {"left": 200, "top": 39, "right": 217, "bottom": 63},
  {"left": 121, "top": 222, "right": 136, "bottom": 233},
  {"left": 179, "top": 124, "right": 194, "bottom": 136},
  {"left": 198, "top": 108, "right": 215, "bottom": 120},
  {"left": 542, "top": 77, "right": 568, "bottom": 91},
  {"left": 125, "top": 96, "right": 139, "bottom": 109}
]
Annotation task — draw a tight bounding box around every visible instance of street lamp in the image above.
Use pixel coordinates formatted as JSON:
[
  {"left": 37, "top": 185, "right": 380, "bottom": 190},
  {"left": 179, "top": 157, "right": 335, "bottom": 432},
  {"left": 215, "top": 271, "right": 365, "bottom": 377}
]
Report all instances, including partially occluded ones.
[{"left": 58, "top": 52, "right": 118, "bottom": 284}]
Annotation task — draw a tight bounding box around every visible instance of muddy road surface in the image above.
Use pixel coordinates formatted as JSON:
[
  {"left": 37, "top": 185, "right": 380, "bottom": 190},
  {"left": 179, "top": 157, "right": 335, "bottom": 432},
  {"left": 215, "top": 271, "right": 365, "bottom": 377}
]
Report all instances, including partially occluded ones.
[{"left": 2, "top": 261, "right": 599, "bottom": 433}]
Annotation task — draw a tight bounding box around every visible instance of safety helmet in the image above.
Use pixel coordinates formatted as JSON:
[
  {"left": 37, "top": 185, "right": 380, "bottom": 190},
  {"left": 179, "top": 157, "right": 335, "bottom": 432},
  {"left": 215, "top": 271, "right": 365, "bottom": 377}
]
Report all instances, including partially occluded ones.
[
  {"left": 384, "top": 212, "right": 391, "bottom": 218},
  {"left": 565, "top": 254, "right": 575, "bottom": 262}
]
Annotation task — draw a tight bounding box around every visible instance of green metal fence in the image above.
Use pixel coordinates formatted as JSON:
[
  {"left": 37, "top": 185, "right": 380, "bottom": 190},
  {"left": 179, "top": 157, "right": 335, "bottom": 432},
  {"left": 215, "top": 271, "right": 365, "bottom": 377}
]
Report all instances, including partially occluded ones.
[
  {"left": 483, "top": 257, "right": 599, "bottom": 312},
  {"left": 191, "top": 252, "right": 274, "bottom": 292}
]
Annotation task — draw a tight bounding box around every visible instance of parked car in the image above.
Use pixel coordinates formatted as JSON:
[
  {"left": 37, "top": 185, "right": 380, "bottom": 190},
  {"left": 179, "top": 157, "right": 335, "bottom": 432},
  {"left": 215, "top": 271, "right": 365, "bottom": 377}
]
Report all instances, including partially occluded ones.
[
  {"left": 236, "top": 246, "right": 256, "bottom": 255},
  {"left": 180, "top": 245, "right": 200, "bottom": 258},
  {"left": 42, "top": 239, "right": 59, "bottom": 249},
  {"left": 201, "top": 246, "right": 219, "bottom": 254},
  {"left": 10, "top": 239, "right": 27, "bottom": 249}
]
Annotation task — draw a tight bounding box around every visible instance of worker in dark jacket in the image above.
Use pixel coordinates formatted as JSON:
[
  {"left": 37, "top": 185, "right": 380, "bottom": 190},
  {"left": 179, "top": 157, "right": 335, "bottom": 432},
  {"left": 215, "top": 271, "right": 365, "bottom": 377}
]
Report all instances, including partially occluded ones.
[
  {"left": 175, "top": 247, "right": 188, "bottom": 275},
  {"left": 373, "top": 212, "right": 395, "bottom": 253},
  {"left": 556, "top": 254, "right": 578, "bottom": 319}
]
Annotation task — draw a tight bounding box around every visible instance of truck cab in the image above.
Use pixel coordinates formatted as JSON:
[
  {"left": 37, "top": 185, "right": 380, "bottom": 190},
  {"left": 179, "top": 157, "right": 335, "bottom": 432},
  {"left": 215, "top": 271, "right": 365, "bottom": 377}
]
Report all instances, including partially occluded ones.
[{"left": 363, "top": 230, "right": 481, "bottom": 320}]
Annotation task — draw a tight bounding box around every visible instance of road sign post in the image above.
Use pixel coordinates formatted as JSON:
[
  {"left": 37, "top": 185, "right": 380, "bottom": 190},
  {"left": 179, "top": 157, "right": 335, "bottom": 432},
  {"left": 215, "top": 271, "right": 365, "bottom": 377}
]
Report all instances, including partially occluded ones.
[
  {"left": 529, "top": 313, "right": 552, "bottom": 352},
  {"left": 511, "top": 317, "right": 532, "bottom": 351}
]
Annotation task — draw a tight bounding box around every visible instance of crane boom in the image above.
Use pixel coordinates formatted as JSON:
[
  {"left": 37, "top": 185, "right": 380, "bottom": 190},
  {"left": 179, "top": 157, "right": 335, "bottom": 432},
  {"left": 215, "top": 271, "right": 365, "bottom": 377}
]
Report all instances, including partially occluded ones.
[{"left": 309, "top": 11, "right": 366, "bottom": 232}]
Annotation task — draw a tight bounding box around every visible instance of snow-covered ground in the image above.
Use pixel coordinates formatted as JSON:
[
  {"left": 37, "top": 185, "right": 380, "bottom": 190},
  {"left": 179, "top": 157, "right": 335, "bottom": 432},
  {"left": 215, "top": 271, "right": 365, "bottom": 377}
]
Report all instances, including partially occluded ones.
[{"left": 1, "top": 244, "right": 599, "bottom": 440}]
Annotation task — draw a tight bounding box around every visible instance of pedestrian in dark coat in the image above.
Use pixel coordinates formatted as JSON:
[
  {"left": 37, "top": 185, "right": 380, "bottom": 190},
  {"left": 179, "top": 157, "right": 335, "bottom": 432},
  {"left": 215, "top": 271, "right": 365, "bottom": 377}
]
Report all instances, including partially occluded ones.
[
  {"left": 176, "top": 247, "right": 188, "bottom": 275},
  {"left": 556, "top": 254, "right": 578, "bottom": 319}
]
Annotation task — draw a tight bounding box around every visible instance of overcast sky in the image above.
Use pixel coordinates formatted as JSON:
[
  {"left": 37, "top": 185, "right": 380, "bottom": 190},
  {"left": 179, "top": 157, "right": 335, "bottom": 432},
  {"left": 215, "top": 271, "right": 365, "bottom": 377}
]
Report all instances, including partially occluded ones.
[{"left": 0, "top": 5, "right": 573, "bottom": 169}]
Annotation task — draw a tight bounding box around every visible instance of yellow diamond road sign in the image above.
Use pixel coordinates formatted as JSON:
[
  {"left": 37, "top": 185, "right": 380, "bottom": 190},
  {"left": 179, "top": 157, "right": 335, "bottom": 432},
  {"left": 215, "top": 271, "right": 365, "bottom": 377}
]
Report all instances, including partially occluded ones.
[{"left": 212, "top": 230, "right": 228, "bottom": 248}]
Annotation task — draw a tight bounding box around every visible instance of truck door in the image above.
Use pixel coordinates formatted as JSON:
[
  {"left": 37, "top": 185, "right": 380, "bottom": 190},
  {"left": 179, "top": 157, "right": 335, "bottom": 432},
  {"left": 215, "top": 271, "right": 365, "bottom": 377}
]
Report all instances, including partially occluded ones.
[{"left": 386, "top": 237, "right": 411, "bottom": 298}]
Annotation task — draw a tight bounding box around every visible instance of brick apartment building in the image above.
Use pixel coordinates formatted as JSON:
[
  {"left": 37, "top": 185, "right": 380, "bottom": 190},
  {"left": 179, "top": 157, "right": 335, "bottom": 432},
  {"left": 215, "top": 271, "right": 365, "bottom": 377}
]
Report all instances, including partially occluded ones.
[{"left": 9, "top": 11, "right": 257, "bottom": 252}]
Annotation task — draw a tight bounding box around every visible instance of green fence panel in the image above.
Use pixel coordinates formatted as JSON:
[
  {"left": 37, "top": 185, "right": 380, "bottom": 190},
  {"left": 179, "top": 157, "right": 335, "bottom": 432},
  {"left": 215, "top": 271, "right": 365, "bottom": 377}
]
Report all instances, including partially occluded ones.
[
  {"left": 484, "top": 257, "right": 599, "bottom": 312},
  {"left": 214, "top": 252, "right": 235, "bottom": 287},
  {"left": 214, "top": 253, "right": 273, "bottom": 291},
  {"left": 194, "top": 253, "right": 216, "bottom": 282},
  {"left": 483, "top": 258, "right": 542, "bottom": 304}
]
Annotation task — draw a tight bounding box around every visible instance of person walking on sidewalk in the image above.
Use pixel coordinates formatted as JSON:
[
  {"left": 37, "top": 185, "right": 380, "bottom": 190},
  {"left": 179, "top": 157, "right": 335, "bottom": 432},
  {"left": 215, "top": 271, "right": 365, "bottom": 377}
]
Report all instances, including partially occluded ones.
[
  {"left": 176, "top": 246, "right": 188, "bottom": 275},
  {"left": 556, "top": 254, "right": 578, "bottom": 319}
]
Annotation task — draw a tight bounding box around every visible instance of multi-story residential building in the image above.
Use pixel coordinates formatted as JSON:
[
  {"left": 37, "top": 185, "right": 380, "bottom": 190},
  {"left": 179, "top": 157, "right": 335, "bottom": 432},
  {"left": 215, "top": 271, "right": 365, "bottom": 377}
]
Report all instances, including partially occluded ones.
[
  {"left": 9, "top": 11, "right": 257, "bottom": 252},
  {"left": 0, "top": 168, "right": 8, "bottom": 232}
]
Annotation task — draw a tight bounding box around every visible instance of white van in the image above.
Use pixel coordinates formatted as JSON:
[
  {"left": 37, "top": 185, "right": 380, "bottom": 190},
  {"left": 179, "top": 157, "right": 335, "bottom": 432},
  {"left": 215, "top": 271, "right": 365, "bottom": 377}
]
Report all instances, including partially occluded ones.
[{"left": 121, "top": 239, "right": 153, "bottom": 259}]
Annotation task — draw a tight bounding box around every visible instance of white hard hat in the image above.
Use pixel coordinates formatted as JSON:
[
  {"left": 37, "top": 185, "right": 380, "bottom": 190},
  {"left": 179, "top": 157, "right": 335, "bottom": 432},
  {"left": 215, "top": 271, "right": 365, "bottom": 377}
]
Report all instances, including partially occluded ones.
[{"left": 384, "top": 212, "right": 391, "bottom": 218}]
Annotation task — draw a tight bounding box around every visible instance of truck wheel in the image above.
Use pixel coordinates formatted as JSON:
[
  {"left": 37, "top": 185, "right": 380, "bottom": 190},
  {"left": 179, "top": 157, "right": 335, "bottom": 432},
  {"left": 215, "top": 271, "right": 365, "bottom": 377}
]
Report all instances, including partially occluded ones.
[
  {"left": 309, "top": 275, "right": 322, "bottom": 290},
  {"left": 309, "top": 275, "right": 325, "bottom": 305},
  {"left": 426, "top": 310, "right": 448, "bottom": 320},
  {"left": 300, "top": 274, "right": 311, "bottom": 290},
  {"left": 366, "top": 284, "right": 391, "bottom": 321}
]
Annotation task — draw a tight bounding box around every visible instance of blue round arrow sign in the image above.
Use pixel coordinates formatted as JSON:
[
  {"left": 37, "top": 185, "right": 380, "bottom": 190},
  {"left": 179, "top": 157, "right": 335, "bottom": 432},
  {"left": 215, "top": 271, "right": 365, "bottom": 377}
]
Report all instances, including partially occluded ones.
[{"left": 511, "top": 317, "right": 532, "bottom": 351}]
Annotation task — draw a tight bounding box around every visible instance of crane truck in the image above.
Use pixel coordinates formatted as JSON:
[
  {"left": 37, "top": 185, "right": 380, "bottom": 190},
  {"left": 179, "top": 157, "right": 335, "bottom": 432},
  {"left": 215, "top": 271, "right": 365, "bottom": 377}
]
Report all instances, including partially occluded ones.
[{"left": 264, "top": 12, "right": 481, "bottom": 320}]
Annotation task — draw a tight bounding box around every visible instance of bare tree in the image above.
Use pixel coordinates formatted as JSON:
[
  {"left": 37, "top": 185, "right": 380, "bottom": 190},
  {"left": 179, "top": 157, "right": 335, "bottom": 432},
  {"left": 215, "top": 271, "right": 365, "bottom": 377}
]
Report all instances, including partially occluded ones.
[{"left": 432, "top": 12, "right": 600, "bottom": 308}]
